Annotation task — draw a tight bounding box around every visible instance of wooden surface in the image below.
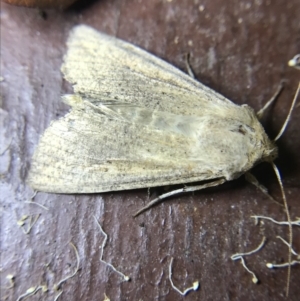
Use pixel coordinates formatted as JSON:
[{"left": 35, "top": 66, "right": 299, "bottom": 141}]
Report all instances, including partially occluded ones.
[{"left": 1, "top": 1, "right": 300, "bottom": 300}]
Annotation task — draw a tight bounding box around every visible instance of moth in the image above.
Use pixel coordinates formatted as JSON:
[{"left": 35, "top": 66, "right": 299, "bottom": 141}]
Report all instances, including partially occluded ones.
[
  {"left": 28, "top": 25, "right": 298, "bottom": 294},
  {"left": 28, "top": 24, "right": 283, "bottom": 196}
]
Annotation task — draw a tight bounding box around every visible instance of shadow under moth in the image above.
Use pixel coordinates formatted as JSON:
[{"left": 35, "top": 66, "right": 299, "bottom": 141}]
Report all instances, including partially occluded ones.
[{"left": 27, "top": 25, "right": 299, "bottom": 296}]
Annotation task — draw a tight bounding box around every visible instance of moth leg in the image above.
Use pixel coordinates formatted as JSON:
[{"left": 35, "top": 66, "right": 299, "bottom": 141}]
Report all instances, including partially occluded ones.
[
  {"left": 184, "top": 53, "right": 195, "bottom": 78},
  {"left": 245, "top": 172, "right": 283, "bottom": 207},
  {"left": 133, "top": 178, "right": 226, "bottom": 217},
  {"left": 256, "top": 81, "right": 285, "bottom": 119}
]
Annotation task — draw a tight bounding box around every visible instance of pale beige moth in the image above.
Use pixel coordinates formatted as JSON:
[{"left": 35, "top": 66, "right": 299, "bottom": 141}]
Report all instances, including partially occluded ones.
[
  {"left": 27, "top": 25, "right": 299, "bottom": 295},
  {"left": 28, "top": 24, "right": 281, "bottom": 195}
]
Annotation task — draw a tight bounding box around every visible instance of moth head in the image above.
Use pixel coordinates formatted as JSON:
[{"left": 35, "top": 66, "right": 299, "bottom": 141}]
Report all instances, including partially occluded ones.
[
  {"left": 241, "top": 105, "right": 278, "bottom": 166},
  {"left": 252, "top": 124, "right": 278, "bottom": 165}
]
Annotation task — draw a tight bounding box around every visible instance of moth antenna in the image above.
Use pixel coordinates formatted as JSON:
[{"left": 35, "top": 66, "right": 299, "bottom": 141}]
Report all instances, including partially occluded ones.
[
  {"left": 274, "top": 82, "right": 300, "bottom": 141},
  {"left": 269, "top": 83, "right": 300, "bottom": 295},
  {"left": 257, "top": 81, "right": 284, "bottom": 120},
  {"left": 271, "top": 162, "right": 292, "bottom": 297}
]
